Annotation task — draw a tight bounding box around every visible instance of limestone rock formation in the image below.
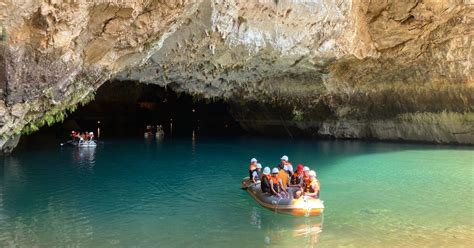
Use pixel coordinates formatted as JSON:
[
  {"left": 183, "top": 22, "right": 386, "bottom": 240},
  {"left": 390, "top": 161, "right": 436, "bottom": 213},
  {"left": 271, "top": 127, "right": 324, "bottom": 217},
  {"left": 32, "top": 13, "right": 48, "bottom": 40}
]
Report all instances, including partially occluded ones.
[{"left": 0, "top": 0, "right": 473, "bottom": 152}]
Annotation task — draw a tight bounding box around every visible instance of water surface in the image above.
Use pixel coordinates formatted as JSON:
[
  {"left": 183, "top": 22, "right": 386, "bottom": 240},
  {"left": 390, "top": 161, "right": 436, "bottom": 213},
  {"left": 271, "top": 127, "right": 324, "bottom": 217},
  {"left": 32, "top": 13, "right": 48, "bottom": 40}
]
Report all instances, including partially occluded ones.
[{"left": 1, "top": 137, "right": 473, "bottom": 247}]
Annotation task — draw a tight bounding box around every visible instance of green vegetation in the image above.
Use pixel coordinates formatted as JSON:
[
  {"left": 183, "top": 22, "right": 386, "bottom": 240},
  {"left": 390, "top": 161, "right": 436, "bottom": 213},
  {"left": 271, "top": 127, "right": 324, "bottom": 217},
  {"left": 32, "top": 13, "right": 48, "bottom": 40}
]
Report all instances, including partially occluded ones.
[
  {"left": 292, "top": 107, "right": 304, "bottom": 122},
  {"left": 22, "top": 123, "right": 39, "bottom": 135},
  {"left": 20, "top": 87, "right": 96, "bottom": 135},
  {"left": 1, "top": 24, "right": 6, "bottom": 41}
]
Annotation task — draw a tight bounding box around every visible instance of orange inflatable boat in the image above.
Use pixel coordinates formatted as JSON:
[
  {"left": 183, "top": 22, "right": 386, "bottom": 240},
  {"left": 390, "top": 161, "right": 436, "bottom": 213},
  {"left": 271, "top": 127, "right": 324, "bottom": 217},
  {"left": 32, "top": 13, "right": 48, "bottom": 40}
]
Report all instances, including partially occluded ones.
[{"left": 242, "top": 177, "right": 324, "bottom": 216}]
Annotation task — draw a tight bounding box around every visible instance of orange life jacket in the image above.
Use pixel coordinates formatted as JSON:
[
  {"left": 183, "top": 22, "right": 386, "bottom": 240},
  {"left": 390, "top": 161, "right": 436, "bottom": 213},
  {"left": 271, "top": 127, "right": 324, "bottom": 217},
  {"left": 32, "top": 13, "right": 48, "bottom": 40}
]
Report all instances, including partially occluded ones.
[
  {"left": 261, "top": 174, "right": 272, "bottom": 193},
  {"left": 271, "top": 175, "right": 280, "bottom": 185},
  {"left": 303, "top": 177, "right": 320, "bottom": 194},
  {"left": 271, "top": 175, "right": 280, "bottom": 192},
  {"left": 290, "top": 171, "right": 302, "bottom": 185},
  {"left": 303, "top": 176, "right": 314, "bottom": 193}
]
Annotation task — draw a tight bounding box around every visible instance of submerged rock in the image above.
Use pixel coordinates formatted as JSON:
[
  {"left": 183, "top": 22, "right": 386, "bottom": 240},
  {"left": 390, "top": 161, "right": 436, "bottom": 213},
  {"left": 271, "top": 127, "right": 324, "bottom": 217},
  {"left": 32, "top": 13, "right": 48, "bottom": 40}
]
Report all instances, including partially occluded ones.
[{"left": 0, "top": 0, "right": 473, "bottom": 152}]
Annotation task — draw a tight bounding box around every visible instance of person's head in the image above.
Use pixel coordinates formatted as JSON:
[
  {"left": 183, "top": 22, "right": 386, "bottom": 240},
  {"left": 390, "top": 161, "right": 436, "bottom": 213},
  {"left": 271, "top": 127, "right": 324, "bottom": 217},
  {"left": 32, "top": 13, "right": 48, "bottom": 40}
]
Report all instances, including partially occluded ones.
[
  {"left": 278, "top": 163, "right": 285, "bottom": 170},
  {"left": 309, "top": 170, "right": 316, "bottom": 178},
  {"left": 271, "top": 168, "right": 279, "bottom": 176},
  {"left": 250, "top": 158, "right": 257, "bottom": 164},
  {"left": 256, "top": 163, "right": 262, "bottom": 171},
  {"left": 280, "top": 155, "right": 289, "bottom": 163},
  {"left": 303, "top": 166, "right": 310, "bottom": 177},
  {"left": 263, "top": 167, "right": 271, "bottom": 175},
  {"left": 297, "top": 164, "right": 304, "bottom": 172},
  {"left": 89, "top": 132, "right": 94, "bottom": 135}
]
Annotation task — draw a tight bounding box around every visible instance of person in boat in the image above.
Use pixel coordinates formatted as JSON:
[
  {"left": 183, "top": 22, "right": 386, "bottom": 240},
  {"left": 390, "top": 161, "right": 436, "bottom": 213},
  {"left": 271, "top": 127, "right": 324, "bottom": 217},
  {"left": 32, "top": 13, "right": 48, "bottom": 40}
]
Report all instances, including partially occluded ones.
[
  {"left": 294, "top": 166, "right": 310, "bottom": 199},
  {"left": 89, "top": 132, "right": 94, "bottom": 141},
  {"left": 270, "top": 168, "right": 289, "bottom": 198},
  {"left": 302, "top": 170, "right": 320, "bottom": 199},
  {"left": 289, "top": 164, "right": 304, "bottom": 187},
  {"left": 251, "top": 163, "right": 262, "bottom": 184},
  {"left": 278, "top": 163, "right": 289, "bottom": 191},
  {"left": 260, "top": 167, "right": 272, "bottom": 194},
  {"left": 249, "top": 158, "right": 258, "bottom": 178},
  {"left": 280, "top": 155, "right": 293, "bottom": 176},
  {"left": 157, "top": 125, "right": 163, "bottom": 132},
  {"left": 71, "top": 131, "right": 77, "bottom": 141}
]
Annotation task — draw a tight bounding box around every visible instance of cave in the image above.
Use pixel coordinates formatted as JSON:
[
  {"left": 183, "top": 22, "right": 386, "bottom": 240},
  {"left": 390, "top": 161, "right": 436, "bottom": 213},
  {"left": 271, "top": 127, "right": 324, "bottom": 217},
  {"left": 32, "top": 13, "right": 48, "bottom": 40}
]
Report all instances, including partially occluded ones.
[
  {"left": 1, "top": 2, "right": 473, "bottom": 247},
  {"left": 16, "top": 80, "right": 244, "bottom": 150},
  {"left": 1, "top": 0, "right": 472, "bottom": 153}
]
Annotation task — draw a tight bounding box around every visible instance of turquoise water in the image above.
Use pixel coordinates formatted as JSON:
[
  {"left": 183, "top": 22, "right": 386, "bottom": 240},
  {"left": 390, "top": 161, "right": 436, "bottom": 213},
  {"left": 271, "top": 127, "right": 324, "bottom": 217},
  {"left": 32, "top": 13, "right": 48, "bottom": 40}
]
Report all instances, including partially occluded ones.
[{"left": 1, "top": 137, "right": 473, "bottom": 247}]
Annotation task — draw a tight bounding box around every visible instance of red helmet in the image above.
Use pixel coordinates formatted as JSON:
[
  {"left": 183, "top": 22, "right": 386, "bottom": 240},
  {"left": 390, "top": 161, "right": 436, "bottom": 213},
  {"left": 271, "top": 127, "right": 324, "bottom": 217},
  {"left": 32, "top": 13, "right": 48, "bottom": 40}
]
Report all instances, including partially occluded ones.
[{"left": 297, "top": 164, "right": 304, "bottom": 171}]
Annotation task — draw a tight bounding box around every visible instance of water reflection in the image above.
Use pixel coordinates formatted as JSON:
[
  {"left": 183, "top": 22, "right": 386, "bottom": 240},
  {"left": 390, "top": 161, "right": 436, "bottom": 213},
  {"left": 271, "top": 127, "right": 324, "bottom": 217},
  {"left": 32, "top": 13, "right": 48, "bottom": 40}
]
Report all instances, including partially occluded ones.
[
  {"left": 191, "top": 130, "right": 196, "bottom": 155},
  {"left": 2, "top": 156, "right": 24, "bottom": 183},
  {"left": 250, "top": 207, "right": 262, "bottom": 229},
  {"left": 250, "top": 207, "right": 323, "bottom": 247},
  {"left": 71, "top": 147, "right": 96, "bottom": 171},
  {"left": 292, "top": 217, "right": 323, "bottom": 246}
]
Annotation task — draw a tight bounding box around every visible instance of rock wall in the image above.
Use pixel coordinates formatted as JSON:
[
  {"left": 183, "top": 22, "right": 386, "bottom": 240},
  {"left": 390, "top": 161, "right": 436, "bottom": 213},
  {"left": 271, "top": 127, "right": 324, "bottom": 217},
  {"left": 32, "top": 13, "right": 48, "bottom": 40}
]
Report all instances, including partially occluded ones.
[{"left": 0, "top": 0, "right": 473, "bottom": 152}]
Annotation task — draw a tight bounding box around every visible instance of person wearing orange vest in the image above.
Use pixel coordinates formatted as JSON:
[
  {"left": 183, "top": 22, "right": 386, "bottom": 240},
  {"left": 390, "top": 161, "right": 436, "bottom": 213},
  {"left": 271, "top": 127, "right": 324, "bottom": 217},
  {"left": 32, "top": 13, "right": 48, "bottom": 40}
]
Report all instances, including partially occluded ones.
[
  {"left": 302, "top": 170, "right": 320, "bottom": 198},
  {"left": 249, "top": 158, "right": 258, "bottom": 178},
  {"left": 269, "top": 168, "right": 289, "bottom": 198},
  {"left": 260, "top": 167, "right": 272, "bottom": 194},
  {"left": 294, "top": 166, "right": 310, "bottom": 199},
  {"left": 289, "top": 164, "right": 304, "bottom": 187},
  {"left": 289, "top": 164, "right": 304, "bottom": 198}
]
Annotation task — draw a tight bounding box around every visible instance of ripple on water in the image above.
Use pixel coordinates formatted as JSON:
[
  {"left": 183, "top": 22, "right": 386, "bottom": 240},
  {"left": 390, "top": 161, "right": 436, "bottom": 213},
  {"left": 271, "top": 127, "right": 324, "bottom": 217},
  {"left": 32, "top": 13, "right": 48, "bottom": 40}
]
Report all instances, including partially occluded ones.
[{"left": 1, "top": 138, "right": 473, "bottom": 247}]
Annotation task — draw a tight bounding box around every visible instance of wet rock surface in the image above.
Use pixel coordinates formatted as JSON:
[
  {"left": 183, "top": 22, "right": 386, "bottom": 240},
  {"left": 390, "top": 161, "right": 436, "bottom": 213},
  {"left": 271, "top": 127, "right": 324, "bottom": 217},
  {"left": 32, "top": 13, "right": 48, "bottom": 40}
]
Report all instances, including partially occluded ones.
[{"left": 0, "top": 0, "right": 473, "bottom": 151}]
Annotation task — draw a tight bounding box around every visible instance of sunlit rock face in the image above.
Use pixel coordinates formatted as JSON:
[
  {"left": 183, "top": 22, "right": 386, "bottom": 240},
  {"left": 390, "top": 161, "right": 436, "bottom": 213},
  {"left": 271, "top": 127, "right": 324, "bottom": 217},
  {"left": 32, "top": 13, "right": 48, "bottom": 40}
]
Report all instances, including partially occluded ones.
[{"left": 0, "top": 0, "right": 472, "bottom": 151}]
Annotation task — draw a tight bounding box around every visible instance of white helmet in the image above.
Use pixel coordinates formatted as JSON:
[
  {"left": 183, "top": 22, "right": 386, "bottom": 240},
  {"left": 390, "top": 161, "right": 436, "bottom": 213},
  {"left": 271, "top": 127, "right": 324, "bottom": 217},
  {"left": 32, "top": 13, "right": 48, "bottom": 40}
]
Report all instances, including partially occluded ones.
[
  {"left": 303, "top": 166, "right": 310, "bottom": 172},
  {"left": 271, "top": 168, "right": 279, "bottom": 174},
  {"left": 280, "top": 155, "right": 289, "bottom": 161},
  {"left": 309, "top": 170, "right": 317, "bottom": 177},
  {"left": 263, "top": 167, "right": 271, "bottom": 175},
  {"left": 89, "top": 132, "right": 94, "bottom": 135},
  {"left": 256, "top": 163, "right": 262, "bottom": 169},
  {"left": 250, "top": 158, "right": 257, "bottom": 163}
]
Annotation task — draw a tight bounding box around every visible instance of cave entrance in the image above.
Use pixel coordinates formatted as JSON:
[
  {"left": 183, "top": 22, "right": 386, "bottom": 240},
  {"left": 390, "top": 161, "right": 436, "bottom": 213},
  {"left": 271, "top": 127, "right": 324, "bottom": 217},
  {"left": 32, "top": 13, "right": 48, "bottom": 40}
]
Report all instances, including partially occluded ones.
[
  {"left": 68, "top": 80, "right": 243, "bottom": 138},
  {"left": 17, "top": 80, "right": 244, "bottom": 148}
]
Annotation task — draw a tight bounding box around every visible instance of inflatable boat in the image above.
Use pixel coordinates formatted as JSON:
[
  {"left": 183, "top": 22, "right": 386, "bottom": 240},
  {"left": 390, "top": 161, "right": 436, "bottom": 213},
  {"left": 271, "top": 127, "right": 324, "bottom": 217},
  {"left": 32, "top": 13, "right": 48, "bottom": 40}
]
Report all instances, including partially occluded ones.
[
  {"left": 155, "top": 130, "right": 164, "bottom": 138},
  {"left": 67, "top": 140, "right": 97, "bottom": 148},
  {"left": 242, "top": 177, "right": 324, "bottom": 216}
]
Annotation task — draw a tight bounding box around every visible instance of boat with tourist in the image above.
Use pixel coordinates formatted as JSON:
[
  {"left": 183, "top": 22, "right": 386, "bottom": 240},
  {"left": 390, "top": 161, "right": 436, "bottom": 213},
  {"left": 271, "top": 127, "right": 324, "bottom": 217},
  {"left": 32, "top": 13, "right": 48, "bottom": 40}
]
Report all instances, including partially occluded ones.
[{"left": 242, "top": 177, "right": 324, "bottom": 216}]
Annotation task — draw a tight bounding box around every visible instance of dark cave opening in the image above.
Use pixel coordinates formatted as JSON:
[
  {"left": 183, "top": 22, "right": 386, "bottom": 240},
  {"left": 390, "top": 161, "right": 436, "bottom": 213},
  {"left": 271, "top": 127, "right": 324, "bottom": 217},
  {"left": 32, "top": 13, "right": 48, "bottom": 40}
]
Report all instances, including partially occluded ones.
[{"left": 17, "top": 80, "right": 244, "bottom": 149}]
